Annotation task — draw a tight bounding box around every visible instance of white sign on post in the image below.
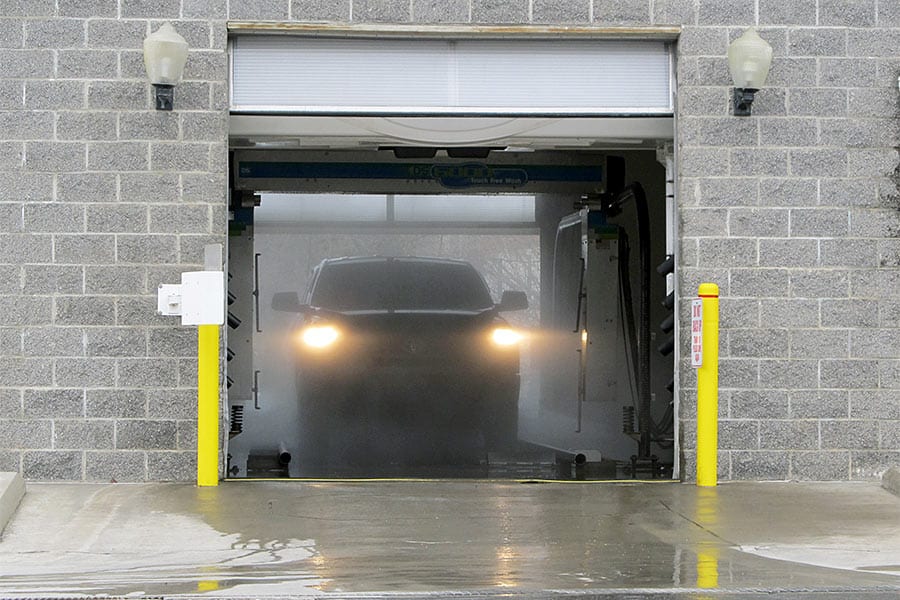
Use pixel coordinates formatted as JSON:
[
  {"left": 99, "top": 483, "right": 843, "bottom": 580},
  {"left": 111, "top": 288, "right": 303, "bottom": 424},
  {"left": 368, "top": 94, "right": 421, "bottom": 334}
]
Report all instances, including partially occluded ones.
[{"left": 691, "top": 299, "right": 703, "bottom": 367}]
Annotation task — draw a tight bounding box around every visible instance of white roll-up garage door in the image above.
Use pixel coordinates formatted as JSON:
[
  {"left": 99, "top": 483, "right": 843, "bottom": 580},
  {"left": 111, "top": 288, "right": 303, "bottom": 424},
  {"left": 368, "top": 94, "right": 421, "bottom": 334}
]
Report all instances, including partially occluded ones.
[{"left": 231, "top": 36, "right": 673, "bottom": 116}]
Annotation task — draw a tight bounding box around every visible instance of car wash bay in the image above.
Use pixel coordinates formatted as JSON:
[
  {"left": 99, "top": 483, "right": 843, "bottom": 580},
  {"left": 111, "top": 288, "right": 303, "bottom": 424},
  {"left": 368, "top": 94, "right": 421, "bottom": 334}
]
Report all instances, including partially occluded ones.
[{"left": 222, "top": 32, "right": 677, "bottom": 480}]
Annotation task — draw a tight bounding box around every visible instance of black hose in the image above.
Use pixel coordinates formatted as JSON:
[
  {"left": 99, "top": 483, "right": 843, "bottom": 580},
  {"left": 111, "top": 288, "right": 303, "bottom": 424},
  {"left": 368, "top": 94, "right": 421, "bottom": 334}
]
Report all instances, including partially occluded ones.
[{"left": 618, "top": 231, "right": 640, "bottom": 410}]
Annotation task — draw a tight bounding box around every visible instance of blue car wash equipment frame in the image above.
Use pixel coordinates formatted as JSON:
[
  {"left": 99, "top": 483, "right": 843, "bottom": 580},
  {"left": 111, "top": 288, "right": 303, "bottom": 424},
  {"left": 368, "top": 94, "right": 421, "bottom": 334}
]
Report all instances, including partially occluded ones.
[{"left": 157, "top": 245, "right": 226, "bottom": 487}]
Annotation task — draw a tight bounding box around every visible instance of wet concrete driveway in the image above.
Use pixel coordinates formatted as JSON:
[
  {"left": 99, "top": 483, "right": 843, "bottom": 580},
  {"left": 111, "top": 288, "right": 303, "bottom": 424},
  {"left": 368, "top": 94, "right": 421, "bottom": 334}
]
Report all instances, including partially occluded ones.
[{"left": 0, "top": 480, "right": 898, "bottom": 598}]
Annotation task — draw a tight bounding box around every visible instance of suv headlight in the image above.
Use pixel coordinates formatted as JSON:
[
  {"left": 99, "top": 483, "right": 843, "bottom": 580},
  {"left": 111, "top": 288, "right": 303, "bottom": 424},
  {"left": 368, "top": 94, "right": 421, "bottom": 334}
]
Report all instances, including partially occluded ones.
[
  {"left": 300, "top": 324, "right": 340, "bottom": 349},
  {"left": 491, "top": 327, "right": 523, "bottom": 346}
]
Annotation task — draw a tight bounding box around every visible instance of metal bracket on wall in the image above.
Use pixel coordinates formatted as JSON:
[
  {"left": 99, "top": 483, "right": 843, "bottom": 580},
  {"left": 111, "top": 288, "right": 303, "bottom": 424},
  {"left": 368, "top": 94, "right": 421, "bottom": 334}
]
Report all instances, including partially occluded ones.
[
  {"left": 252, "top": 370, "right": 261, "bottom": 409},
  {"left": 253, "top": 253, "right": 261, "bottom": 333}
]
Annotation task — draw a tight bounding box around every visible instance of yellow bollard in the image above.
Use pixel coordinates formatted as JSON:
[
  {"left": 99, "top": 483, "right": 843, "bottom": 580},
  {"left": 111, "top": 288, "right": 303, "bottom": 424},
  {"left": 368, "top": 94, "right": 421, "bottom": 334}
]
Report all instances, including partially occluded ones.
[
  {"left": 696, "top": 283, "right": 719, "bottom": 487},
  {"left": 197, "top": 324, "right": 220, "bottom": 487}
]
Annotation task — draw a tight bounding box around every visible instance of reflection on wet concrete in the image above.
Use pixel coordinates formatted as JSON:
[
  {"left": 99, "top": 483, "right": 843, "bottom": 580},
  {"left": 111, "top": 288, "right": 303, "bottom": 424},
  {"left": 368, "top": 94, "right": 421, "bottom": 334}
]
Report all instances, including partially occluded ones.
[{"left": 0, "top": 481, "right": 898, "bottom": 597}]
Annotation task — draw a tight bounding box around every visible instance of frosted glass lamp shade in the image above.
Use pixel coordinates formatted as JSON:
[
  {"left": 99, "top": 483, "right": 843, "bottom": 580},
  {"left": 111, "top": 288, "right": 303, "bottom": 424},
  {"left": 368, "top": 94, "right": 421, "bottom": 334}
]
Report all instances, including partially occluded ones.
[
  {"left": 143, "top": 23, "right": 188, "bottom": 85},
  {"left": 727, "top": 28, "right": 773, "bottom": 90}
]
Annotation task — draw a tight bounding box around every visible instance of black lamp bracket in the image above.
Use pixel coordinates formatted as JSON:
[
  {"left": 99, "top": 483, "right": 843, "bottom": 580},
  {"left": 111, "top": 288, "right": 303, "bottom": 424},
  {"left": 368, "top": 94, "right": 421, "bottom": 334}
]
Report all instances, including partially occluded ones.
[
  {"left": 733, "top": 87, "right": 758, "bottom": 116},
  {"left": 153, "top": 84, "right": 174, "bottom": 111}
]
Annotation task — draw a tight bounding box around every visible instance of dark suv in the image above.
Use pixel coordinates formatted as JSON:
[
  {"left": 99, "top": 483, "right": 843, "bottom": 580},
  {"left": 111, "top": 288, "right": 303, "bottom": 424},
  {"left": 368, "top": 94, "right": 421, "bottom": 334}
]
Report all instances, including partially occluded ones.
[{"left": 272, "top": 256, "right": 528, "bottom": 469}]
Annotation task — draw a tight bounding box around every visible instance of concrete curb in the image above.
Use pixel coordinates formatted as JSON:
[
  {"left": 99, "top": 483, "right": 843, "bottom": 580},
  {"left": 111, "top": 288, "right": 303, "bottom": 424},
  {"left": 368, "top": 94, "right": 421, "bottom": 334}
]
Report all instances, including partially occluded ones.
[
  {"left": 0, "top": 472, "right": 25, "bottom": 537},
  {"left": 883, "top": 467, "right": 900, "bottom": 498}
]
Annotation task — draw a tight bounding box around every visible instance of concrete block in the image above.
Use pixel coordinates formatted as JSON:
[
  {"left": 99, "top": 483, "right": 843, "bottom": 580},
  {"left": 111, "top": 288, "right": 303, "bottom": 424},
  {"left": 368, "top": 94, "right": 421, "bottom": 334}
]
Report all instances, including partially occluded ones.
[
  {"left": 87, "top": 81, "right": 147, "bottom": 111},
  {"left": 54, "top": 235, "right": 115, "bottom": 265},
  {"left": 821, "top": 118, "right": 897, "bottom": 149},
  {"left": 819, "top": 58, "right": 877, "bottom": 88},
  {"left": 54, "top": 420, "right": 114, "bottom": 450},
  {"left": 758, "top": 178, "right": 814, "bottom": 208},
  {"left": 852, "top": 330, "right": 900, "bottom": 360},
  {"left": 718, "top": 358, "right": 759, "bottom": 389},
  {"left": 85, "top": 266, "right": 145, "bottom": 295},
  {"left": 87, "top": 142, "right": 149, "bottom": 172},
  {"left": 652, "top": 0, "right": 695, "bottom": 23},
  {"left": 60, "top": 0, "right": 119, "bottom": 17},
  {"left": 766, "top": 59, "right": 818, "bottom": 88},
  {"left": 696, "top": 0, "right": 753, "bottom": 24},
  {"left": 730, "top": 149, "right": 789, "bottom": 177},
  {"left": 0, "top": 234, "right": 51, "bottom": 264},
  {"left": 56, "top": 113, "right": 117, "bottom": 142},
  {"left": 86, "top": 204, "right": 147, "bottom": 234},
  {"left": 822, "top": 420, "right": 878, "bottom": 450},
  {"left": 184, "top": 0, "right": 228, "bottom": 17},
  {"left": 729, "top": 209, "right": 789, "bottom": 238},
  {"left": 790, "top": 390, "right": 849, "bottom": 419},
  {"left": 680, "top": 208, "right": 728, "bottom": 237},
  {"left": 0, "top": 142, "right": 23, "bottom": 171},
  {"left": 880, "top": 302, "right": 900, "bottom": 328},
  {"left": 852, "top": 451, "right": 900, "bottom": 480},
  {"left": 149, "top": 205, "right": 210, "bottom": 234},
  {"left": 147, "top": 390, "right": 195, "bottom": 421},
  {"left": 121, "top": 0, "right": 180, "bottom": 17},
  {"left": 54, "top": 296, "right": 115, "bottom": 327},
  {"left": 677, "top": 87, "right": 728, "bottom": 116},
  {"left": 22, "top": 451, "right": 82, "bottom": 481},
  {"left": 25, "top": 18, "right": 85, "bottom": 49},
  {"left": 820, "top": 360, "right": 880, "bottom": 389},
  {"left": 87, "top": 19, "right": 147, "bottom": 49},
  {"left": 883, "top": 467, "right": 900, "bottom": 496},
  {"left": 0, "top": 328, "right": 23, "bottom": 355},
  {"left": 86, "top": 389, "right": 146, "bottom": 419},
  {"left": 820, "top": 239, "right": 877, "bottom": 268},
  {"left": 181, "top": 113, "right": 228, "bottom": 142},
  {"left": 0, "top": 471, "right": 25, "bottom": 536},
  {"left": 351, "top": 0, "right": 409, "bottom": 22},
  {"left": 718, "top": 419, "right": 759, "bottom": 450},
  {"left": 696, "top": 238, "right": 757, "bottom": 268},
  {"left": 849, "top": 88, "right": 900, "bottom": 119},
  {"left": 680, "top": 117, "right": 757, "bottom": 148},
  {"left": 22, "top": 328, "right": 83, "bottom": 358},
  {"left": 228, "top": 0, "right": 290, "bottom": 20},
  {"left": 55, "top": 358, "right": 116, "bottom": 387},
  {"left": 759, "top": 118, "right": 817, "bottom": 147},
  {"left": 182, "top": 50, "right": 228, "bottom": 82},
  {"left": 24, "top": 142, "right": 86, "bottom": 174},
  {"left": 849, "top": 149, "right": 899, "bottom": 179},
  {"left": 697, "top": 178, "right": 757, "bottom": 207},
  {"left": 170, "top": 82, "right": 212, "bottom": 111},
  {"left": 147, "top": 328, "right": 196, "bottom": 358},
  {"left": 56, "top": 49, "right": 118, "bottom": 79},
  {"left": 472, "top": 0, "right": 528, "bottom": 23},
  {"left": 729, "top": 328, "right": 789, "bottom": 359},
  {"left": 822, "top": 300, "right": 878, "bottom": 329},
  {"left": 85, "top": 451, "right": 145, "bottom": 482},
  {"left": 0, "top": 452, "right": 20, "bottom": 472},
  {"left": 820, "top": 0, "right": 875, "bottom": 27},
  {"left": 121, "top": 173, "right": 179, "bottom": 203},
  {"left": 720, "top": 297, "right": 760, "bottom": 328},
  {"left": 0, "top": 297, "right": 51, "bottom": 327},
  {"left": 116, "top": 420, "right": 177, "bottom": 450},
  {"left": 790, "top": 150, "right": 848, "bottom": 178},
  {"left": 790, "top": 209, "right": 849, "bottom": 238},
  {"left": 0, "top": 390, "right": 22, "bottom": 419},
  {"left": 761, "top": 359, "right": 819, "bottom": 389},
  {"left": 759, "top": 420, "right": 819, "bottom": 450},
  {"left": 178, "top": 235, "right": 225, "bottom": 265},
  {"left": 56, "top": 174, "right": 115, "bottom": 204},
  {"left": 695, "top": 57, "right": 732, "bottom": 87},
  {"left": 177, "top": 420, "right": 197, "bottom": 450},
  {"left": 591, "top": 0, "right": 648, "bottom": 23},
  {"left": 119, "top": 112, "right": 179, "bottom": 141},
  {"left": 791, "top": 451, "right": 850, "bottom": 480},
  {"left": 728, "top": 268, "right": 789, "bottom": 297},
  {"left": 177, "top": 358, "right": 199, "bottom": 387},
  {"left": 116, "top": 234, "right": 177, "bottom": 264},
  {"left": 748, "top": 87, "right": 787, "bottom": 116},
  {"left": 147, "top": 451, "right": 195, "bottom": 481},
  {"left": 0, "top": 20, "right": 24, "bottom": 48},
  {"left": 118, "top": 358, "right": 178, "bottom": 388},
  {"left": 789, "top": 329, "right": 849, "bottom": 359},
  {"left": 787, "top": 27, "right": 846, "bottom": 56},
  {"left": 879, "top": 421, "right": 900, "bottom": 449},
  {"left": 85, "top": 328, "right": 146, "bottom": 358},
  {"left": 411, "top": 0, "right": 466, "bottom": 22},
  {"left": 150, "top": 143, "right": 211, "bottom": 172},
  {"left": 731, "top": 451, "right": 789, "bottom": 480},
  {"left": 24, "top": 81, "right": 85, "bottom": 111},
  {"left": 0, "top": 111, "right": 53, "bottom": 141},
  {"left": 0, "top": 204, "right": 23, "bottom": 233},
  {"left": 182, "top": 173, "right": 226, "bottom": 203},
  {"left": 0, "top": 419, "right": 52, "bottom": 448},
  {"left": 790, "top": 269, "right": 850, "bottom": 298},
  {"left": 788, "top": 89, "right": 847, "bottom": 117},
  {"left": 0, "top": 48, "right": 53, "bottom": 78},
  {"left": 759, "top": 239, "right": 818, "bottom": 268},
  {"left": 759, "top": 0, "right": 815, "bottom": 24},
  {"left": 851, "top": 209, "right": 900, "bottom": 238},
  {"left": 23, "top": 203, "right": 84, "bottom": 233},
  {"left": 674, "top": 28, "right": 726, "bottom": 56}
]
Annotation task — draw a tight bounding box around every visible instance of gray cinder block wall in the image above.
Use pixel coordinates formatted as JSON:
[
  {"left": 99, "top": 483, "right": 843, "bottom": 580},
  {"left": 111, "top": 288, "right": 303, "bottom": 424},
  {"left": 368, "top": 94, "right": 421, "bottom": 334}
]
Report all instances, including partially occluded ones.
[{"left": 0, "top": 0, "right": 898, "bottom": 481}]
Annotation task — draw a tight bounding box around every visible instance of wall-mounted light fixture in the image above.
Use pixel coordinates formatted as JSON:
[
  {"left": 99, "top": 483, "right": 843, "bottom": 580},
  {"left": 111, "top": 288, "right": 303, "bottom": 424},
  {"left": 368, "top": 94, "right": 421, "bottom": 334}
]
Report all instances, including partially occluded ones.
[
  {"left": 727, "top": 28, "right": 773, "bottom": 116},
  {"left": 143, "top": 23, "right": 188, "bottom": 111}
]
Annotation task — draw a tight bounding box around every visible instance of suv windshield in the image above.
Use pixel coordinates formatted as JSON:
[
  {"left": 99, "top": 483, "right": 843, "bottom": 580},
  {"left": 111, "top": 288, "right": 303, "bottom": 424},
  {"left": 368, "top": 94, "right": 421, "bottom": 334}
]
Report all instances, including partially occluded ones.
[{"left": 310, "top": 259, "right": 494, "bottom": 312}]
